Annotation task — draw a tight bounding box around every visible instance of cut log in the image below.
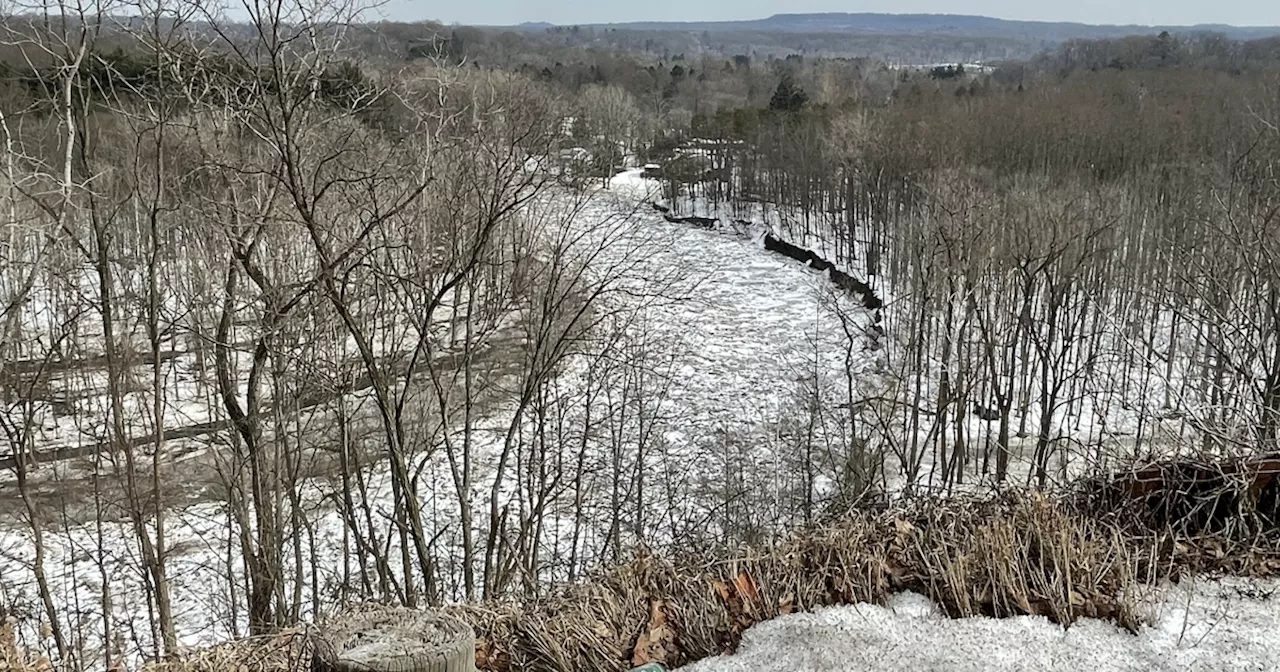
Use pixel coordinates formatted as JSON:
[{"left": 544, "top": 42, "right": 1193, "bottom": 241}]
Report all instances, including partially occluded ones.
[{"left": 312, "top": 605, "right": 476, "bottom": 672}]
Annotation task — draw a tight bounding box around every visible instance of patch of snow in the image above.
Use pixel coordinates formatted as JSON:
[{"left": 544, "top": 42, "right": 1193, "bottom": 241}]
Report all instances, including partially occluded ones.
[{"left": 681, "top": 578, "right": 1280, "bottom": 672}]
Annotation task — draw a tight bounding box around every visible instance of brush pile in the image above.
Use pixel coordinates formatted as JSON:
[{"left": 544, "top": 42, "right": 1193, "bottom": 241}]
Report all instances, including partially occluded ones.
[{"left": 147, "top": 630, "right": 306, "bottom": 672}]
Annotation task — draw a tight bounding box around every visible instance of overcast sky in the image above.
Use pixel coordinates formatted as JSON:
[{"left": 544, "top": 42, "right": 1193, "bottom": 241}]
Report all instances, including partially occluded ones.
[{"left": 372, "top": 0, "right": 1280, "bottom": 28}]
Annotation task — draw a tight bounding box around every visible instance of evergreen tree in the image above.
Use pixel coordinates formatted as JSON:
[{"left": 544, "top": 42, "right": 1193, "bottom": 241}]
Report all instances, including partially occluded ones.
[{"left": 769, "top": 75, "right": 808, "bottom": 112}]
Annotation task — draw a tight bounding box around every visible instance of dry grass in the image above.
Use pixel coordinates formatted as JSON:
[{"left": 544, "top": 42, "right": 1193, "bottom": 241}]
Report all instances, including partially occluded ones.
[
  {"left": 465, "top": 492, "right": 1147, "bottom": 672},
  {"left": 145, "top": 630, "right": 306, "bottom": 672},
  {"left": 113, "top": 486, "right": 1280, "bottom": 672},
  {"left": 1, "top": 617, "right": 53, "bottom": 672}
]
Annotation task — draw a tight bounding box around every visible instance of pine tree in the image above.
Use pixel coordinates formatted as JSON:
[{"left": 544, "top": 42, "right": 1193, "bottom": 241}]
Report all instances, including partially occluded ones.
[{"left": 769, "top": 75, "right": 808, "bottom": 112}]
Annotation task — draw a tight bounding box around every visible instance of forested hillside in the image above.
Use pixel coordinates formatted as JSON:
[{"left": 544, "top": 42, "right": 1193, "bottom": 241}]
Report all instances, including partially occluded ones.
[{"left": 1, "top": 5, "right": 1280, "bottom": 672}]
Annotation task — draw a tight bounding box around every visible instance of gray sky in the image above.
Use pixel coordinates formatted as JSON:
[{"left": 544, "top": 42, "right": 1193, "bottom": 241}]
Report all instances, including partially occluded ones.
[{"left": 372, "top": 1, "right": 1280, "bottom": 28}]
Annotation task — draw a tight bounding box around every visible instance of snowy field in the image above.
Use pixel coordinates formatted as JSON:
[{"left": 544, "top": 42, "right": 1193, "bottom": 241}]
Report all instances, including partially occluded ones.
[{"left": 683, "top": 578, "right": 1280, "bottom": 672}]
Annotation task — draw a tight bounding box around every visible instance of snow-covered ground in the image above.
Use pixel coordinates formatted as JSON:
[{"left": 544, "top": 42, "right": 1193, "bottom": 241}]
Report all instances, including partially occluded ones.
[{"left": 683, "top": 578, "right": 1280, "bottom": 672}]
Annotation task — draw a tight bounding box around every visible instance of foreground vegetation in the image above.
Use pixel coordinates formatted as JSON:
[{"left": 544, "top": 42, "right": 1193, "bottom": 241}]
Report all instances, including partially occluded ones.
[{"left": 132, "top": 480, "right": 1280, "bottom": 672}]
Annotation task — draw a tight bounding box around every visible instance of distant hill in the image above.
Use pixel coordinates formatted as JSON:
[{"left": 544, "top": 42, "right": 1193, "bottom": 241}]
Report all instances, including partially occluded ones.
[{"left": 512, "top": 12, "right": 1280, "bottom": 44}]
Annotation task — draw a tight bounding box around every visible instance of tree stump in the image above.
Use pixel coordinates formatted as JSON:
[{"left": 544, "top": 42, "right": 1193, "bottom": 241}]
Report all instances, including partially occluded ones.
[{"left": 311, "top": 605, "right": 476, "bottom": 672}]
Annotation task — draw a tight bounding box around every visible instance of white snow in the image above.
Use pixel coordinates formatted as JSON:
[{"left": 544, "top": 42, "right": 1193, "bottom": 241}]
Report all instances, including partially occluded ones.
[{"left": 681, "top": 578, "right": 1280, "bottom": 672}]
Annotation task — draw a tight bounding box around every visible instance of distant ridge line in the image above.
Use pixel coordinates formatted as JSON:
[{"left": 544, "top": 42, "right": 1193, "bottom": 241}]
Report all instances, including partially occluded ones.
[{"left": 504, "top": 12, "right": 1280, "bottom": 43}]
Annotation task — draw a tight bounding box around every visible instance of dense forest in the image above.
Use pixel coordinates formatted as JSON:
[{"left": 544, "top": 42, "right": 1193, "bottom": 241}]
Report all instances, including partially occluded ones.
[{"left": 1, "top": 5, "right": 1280, "bottom": 671}]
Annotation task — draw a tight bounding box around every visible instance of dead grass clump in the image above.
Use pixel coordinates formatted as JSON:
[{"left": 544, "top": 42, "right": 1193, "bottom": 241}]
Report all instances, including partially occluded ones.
[
  {"left": 442, "top": 492, "right": 1144, "bottom": 671},
  {"left": 1, "top": 617, "right": 52, "bottom": 672},
  {"left": 441, "top": 606, "right": 516, "bottom": 672},
  {"left": 144, "top": 630, "right": 305, "bottom": 672},
  {"left": 902, "top": 493, "right": 1139, "bottom": 630}
]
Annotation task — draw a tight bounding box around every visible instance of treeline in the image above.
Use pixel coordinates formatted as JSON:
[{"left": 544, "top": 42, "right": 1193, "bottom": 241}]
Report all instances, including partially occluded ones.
[
  {"left": 11, "top": 20, "right": 1280, "bottom": 149},
  {"left": 1034, "top": 31, "right": 1280, "bottom": 74},
  {"left": 351, "top": 20, "right": 1037, "bottom": 64},
  {"left": 0, "top": 49, "right": 374, "bottom": 113}
]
